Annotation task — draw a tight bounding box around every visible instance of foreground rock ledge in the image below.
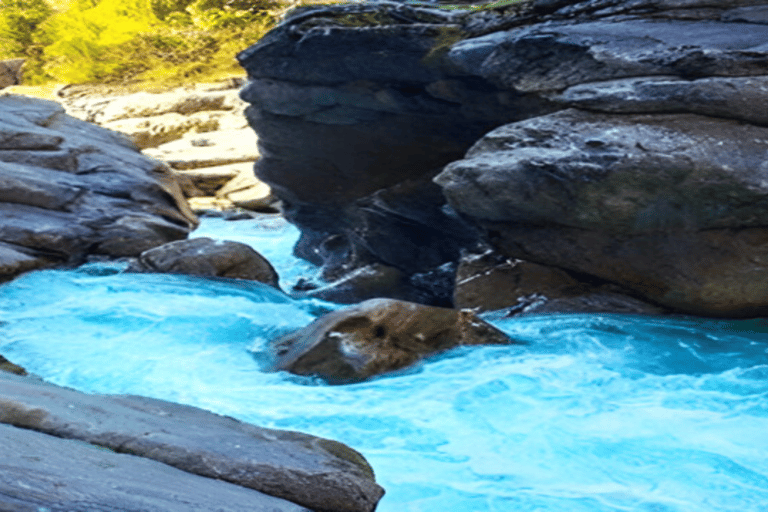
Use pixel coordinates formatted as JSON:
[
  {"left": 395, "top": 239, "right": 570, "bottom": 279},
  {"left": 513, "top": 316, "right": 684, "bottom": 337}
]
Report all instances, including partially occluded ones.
[
  {"left": 0, "top": 371, "right": 384, "bottom": 512},
  {"left": 267, "top": 298, "right": 517, "bottom": 383}
]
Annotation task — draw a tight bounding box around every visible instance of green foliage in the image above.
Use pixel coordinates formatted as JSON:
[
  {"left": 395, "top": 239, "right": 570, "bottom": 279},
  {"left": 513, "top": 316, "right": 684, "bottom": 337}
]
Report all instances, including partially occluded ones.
[{"left": 2, "top": 0, "right": 288, "bottom": 86}]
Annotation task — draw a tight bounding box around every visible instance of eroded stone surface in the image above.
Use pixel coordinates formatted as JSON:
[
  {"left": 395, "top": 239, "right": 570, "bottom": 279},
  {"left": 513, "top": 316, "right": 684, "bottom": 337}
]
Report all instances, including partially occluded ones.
[
  {"left": 0, "top": 423, "right": 312, "bottom": 512},
  {"left": 267, "top": 298, "right": 516, "bottom": 383},
  {"left": 0, "top": 371, "right": 385, "bottom": 512},
  {"left": 128, "top": 237, "right": 279, "bottom": 287},
  {"left": 436, "top": 109, "right": 768, "bottom": 316},
  {"left": 0, "top": 95, "right": 197, "bottom": 282}
]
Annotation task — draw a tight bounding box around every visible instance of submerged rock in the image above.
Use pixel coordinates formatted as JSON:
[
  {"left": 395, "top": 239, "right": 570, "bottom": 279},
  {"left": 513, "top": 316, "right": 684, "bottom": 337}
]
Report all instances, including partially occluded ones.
[
  {"left": 127, "top": 237, "right": 279, "bottom": 287},
  {"left": 0, "top": 371, "right": 385, "bottom": 512},
  {"left": 0, "top": 95, "right": 197, "bottom": 283},
  {"left": 267, "top": 298, "right": 516, "bottom": 383}
]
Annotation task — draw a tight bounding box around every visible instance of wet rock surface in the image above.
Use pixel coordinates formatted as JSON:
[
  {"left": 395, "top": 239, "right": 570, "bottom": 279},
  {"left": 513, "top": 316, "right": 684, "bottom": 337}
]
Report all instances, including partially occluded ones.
[
  {"left": 238, "top": 0, "right": 768, "bottom": 314},
  {"left": 0, "top": 371, "right": 385, "bottom": 512},
  {"left": 267, "top": 298, "right": 516, "bottom": 383},
  {"left": 128, "top": 236, "right": 280, "bottom": 287},
  {"left": 0, "top": 95, "right": 197, "bottom": 283}
]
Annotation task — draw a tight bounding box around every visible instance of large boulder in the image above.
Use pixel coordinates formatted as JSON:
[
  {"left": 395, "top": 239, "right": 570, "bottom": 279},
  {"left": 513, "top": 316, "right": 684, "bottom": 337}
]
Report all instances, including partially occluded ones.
[
  {"left": 0, "top": 95, "right": 197, "bottom": 283},
  {"left": 266, "top": 298, "right": 516, "bottom": 383},
  {"left": 436, "top": 109, "right": 768, "bottom": 316},
  {"left": 237, "top": 0, "right": 768, "bottom": 314},
  {"left": 0, "top": 371, "right": 385, "bottom": 512},
  {"left": 127, "top": 237, "right": 280, "bottom": 287}
]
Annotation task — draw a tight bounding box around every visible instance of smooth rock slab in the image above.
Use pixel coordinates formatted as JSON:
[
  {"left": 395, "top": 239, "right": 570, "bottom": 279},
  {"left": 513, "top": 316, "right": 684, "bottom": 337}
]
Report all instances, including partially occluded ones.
[
  {"left": 267, "top": 298, "right": 516, "bottom": 383},
  {"left": 0, "top": 423, "right": 311, "bottom": 512},
  {"left": 0, "top": 371, "right": 385, "bottom": 512}
]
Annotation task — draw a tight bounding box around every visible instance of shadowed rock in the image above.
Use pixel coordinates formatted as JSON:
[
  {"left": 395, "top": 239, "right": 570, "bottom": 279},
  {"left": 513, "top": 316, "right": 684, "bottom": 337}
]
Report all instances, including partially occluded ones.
[
  {"left": 127, "top": 237, "right": 279, "bottom": 287},
  {"left": 267, "top": 298, "right": 516, "bottom": 383},
  {"left": 0, "top": 59, "right": 24, "bottom": 89},
  {"left": 436, "top": 109, "right": 768, "bottom": 316}
]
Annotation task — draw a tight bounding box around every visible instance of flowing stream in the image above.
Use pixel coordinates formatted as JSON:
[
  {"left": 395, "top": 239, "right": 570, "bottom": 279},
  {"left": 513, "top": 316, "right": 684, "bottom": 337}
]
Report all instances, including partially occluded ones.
[{"left": 1, "top": 216, "right": 768, "bottom": 512}]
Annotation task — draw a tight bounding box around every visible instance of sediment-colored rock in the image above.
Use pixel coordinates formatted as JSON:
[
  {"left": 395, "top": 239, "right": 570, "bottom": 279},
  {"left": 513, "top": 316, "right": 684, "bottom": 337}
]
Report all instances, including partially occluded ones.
[
  {"left": 127, "top": 237, "right": 280, "bottom": 287},
  {"left": 267, "top": 298, "right": 516, "bottom": 383}
]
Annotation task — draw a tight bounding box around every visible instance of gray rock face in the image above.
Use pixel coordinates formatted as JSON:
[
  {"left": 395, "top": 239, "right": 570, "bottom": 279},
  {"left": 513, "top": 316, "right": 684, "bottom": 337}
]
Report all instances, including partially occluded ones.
[
  {"left": 1, "top": 423, "right": 311, "bottom": 512},
  {"left": 0, "top": 371, "right": 385, "bottom": 512},
  {"left": 128, "top": 237, "right": 280, "bottom": 287},
  {"left": 267, "top": 298, "right": 515, "bottom": 383},
  {"left": 0, "top": 95, "right": 197, "bottom": 282},
  {"left": 436, "top": 109, "right": 768, "bottom": 316},
  {"left": 238, "top": 0, "right": 768, "bottom": 314}
]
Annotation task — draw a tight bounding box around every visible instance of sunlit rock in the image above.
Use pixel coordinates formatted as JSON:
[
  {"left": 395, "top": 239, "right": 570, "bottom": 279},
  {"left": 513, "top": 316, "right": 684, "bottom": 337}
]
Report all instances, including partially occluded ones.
[
  {"left": 268, "top": 298, "right": 516, "bottom": 383},
  {"left": 128, "top": 237, "right": 279, "bottom": 287}
]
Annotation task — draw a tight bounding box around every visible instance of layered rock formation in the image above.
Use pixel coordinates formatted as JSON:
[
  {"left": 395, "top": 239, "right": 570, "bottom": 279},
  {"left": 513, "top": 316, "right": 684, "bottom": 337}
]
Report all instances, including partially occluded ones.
[
  {"left": 238, "top": 0, "right": 768, "bottom": 316},
  {"left": 0, "top": 371, "right": 384, "bottom": 512},
  {"left": 0, "top": 95, "right": 197, "bottom": 283}
]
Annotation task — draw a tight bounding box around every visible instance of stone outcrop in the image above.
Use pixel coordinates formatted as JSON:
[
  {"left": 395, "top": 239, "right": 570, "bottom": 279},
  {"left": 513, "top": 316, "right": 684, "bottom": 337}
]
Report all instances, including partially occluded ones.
[
  {"left": 238, "top": 0, "right": 768, "bottom": 315},
  {"left": 437, "top": 110, "right": 768, "bottom": 316},
  {"left": 0, "top": 58, "right": 24, "bottom": 89},
  {"left": 0, "top": 371, "right": 385, "bottom": 512},
  {"left": 0, "top": 95, "right": 197, "bottom": 283},
  {"left": 266, "top": 298, "right": 516, "bottom": 383},
  {"left": 128, "top": 236, "right": 280, "bottom": 287}
]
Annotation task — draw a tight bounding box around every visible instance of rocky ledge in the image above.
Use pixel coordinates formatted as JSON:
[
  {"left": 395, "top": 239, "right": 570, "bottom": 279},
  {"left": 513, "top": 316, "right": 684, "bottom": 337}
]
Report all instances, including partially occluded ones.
[
  {"left": 237, "top": 0, "right": 768, "bottom": 317},
  {"left": 0, "top": 369, "right": 384, "bottom": 512}
]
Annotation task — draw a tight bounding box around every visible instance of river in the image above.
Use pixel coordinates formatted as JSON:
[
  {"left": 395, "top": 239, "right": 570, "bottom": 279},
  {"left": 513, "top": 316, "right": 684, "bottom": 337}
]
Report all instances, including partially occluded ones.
[{"left": 1, "top": 216, "right": 767, "bottom": 512}]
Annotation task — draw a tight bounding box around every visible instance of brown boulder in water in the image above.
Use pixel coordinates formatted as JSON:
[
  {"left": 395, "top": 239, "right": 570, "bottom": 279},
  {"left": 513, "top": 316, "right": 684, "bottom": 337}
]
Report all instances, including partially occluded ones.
[{"left": 268, "top": 298, "right": 517, "bottom": 383}]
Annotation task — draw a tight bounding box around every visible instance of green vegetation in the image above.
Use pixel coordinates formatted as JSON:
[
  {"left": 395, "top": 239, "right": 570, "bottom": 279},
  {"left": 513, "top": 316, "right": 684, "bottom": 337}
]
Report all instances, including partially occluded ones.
[{"left": 0, "top": 0, "right": 304, "bottom": 86}]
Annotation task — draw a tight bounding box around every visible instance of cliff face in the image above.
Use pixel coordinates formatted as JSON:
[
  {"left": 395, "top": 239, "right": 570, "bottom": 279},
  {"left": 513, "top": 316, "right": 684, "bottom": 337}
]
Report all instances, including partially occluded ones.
[{"left": 237, "top": 0, "right": 768, "bottom": 316}]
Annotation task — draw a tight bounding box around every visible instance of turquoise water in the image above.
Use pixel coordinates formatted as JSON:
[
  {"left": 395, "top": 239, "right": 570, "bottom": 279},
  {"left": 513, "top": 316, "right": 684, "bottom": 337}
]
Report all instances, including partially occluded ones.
[{"left": 1, "top": 216, "right": 767, "bottom": 512}]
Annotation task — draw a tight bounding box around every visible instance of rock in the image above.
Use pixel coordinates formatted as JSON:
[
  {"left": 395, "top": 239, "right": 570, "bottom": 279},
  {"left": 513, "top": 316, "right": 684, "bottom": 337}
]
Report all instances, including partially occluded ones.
[
  {"left": 266, "top": 298, "right": 516, "bottom": 383},
  {"left": 237, "top": 0, "right": 768, "bottom": 314},
  {"left": 0, "top": 371, "right": 385, "bottom": 512},
  {"left": 127, "top": 237, "right": 279, "bottom": 287},
  {"left": 0, "top": 59, "right": 24, "bottom": 89},
  {"left": 0, "top": 95, "right": 197, "bottom": 282},
  {"left": 454, "top": 249, "right": 665, "bottom": 315},
  {"left": 177, "top": 162, "right": 245, "bottom": 195},
  {"left": 143, "top": 128, "right": 259, "bottom": 170},
  {"left": 0, "top": 423, "right": 311, "bottom": 512},
  {"left": 236, "top": 2, "right": 556, "bottom": 298},
  {"left": 436, "top": 109, "right": 768, "bottom": 316},
  {"left": 0, "top": 354, "right": 26, "bottom": 375},
  {"left": 299, "top": 263, "right": 413, "bottom": 304},
  {"left": 102, "top": 111, "right": 223, "bottom": 149},
  {"left": 215, "top": 164, "right": 277, "bottom": 211}
]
